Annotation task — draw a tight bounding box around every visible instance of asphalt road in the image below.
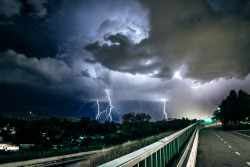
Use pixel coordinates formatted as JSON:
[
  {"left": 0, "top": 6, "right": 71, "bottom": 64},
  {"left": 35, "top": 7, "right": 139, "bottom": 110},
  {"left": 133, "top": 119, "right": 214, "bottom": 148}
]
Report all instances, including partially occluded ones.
[{"left": 196, "top": 126, "right": 250, "bottom": 167}]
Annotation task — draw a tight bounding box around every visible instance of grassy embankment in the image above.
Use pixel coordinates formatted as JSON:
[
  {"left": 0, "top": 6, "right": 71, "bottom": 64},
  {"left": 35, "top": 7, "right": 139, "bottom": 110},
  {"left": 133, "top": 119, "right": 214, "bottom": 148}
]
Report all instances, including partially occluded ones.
[{"left": 77, "top": 130, "right": 174, "bottom": 167}]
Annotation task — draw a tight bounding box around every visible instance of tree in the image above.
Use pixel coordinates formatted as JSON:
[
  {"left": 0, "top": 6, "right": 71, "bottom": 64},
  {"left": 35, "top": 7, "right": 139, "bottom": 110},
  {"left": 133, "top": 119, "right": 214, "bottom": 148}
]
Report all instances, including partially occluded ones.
[
  {"left": 86, "top": 120, "right": 104, "bottom": 136},
  {"left": 237, "top": 90, "right": 250, "bottom": 124},
  {"left": 122, "top": 112, "right": 152, "bottom": 138},
  {"left": 122, "top": 112, "right": 151, "bottom": 125},
  {"left": 213, "top": 89, "right": 250, "bottom": 127}
]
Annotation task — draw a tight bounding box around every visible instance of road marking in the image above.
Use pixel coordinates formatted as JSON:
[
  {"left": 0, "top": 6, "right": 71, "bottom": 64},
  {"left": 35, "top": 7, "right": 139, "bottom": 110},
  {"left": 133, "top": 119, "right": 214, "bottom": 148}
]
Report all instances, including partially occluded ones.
[
  {"left": 235, "top": 152, "right": 240, "bottom": 155},
  {"left": 246, "top": 162, "right": 250, "bottom": 166},
  {"left": 221, "top": 139, "right": 223, "bottom": 140},
  {"left": 224, "top": 142, "right": 227, "bottom": 144},
  {"left": 228, "top": 145, "right": 232, "bottom": 148}
]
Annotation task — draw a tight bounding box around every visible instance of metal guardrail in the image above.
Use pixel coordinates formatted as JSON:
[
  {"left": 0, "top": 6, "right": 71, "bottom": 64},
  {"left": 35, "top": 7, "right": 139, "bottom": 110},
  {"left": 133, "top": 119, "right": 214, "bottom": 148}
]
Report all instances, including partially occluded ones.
[
  {"left": 186, "top": 126, "right": 199, "bottom": 167},
  {"left": 176, "top": 126, "right": 199, "bottom": 167},
  {"left": 99, "top": 123, "right": 198, "bottom": 167}
]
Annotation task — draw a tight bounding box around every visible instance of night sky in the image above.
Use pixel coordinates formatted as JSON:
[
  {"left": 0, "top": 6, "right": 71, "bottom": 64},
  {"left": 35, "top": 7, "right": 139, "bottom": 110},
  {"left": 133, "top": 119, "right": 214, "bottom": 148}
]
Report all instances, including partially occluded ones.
[{"left": 0, "top": 0, "right": 250, "bottom": 121}]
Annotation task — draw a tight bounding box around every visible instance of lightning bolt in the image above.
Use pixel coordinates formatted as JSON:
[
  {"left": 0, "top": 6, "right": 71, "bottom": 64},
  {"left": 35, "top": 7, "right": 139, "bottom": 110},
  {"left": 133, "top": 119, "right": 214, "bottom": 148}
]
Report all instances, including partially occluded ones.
[
  {"left": 95, "top": 89, "right": 115, "bottom": 122},
  {"left": 79, "top": 91, "right": 115, "bottom": 122},
  {"left": 79, "top": 100, "right": 90, "bottom": 111},
  {"left": 96, "top": 100, "right": 106, "bottom": 120},
  {"left": 161, "top": 98, "right": 168, "bottom": 120},
  {"left": 105, "top": 89, "right": 114, "bottom": 122}
]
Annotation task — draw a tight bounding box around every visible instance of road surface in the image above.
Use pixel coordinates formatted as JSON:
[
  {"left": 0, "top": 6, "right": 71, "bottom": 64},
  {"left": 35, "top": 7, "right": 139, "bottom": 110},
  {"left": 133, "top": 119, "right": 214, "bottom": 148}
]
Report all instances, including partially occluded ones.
[{"left": 197, "top": 126, "right": 250, "bottom": 167}]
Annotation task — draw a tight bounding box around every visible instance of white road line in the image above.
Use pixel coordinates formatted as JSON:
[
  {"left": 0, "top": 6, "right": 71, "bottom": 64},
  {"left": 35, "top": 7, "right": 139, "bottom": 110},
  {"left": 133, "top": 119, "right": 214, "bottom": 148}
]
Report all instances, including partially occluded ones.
[
  {"left": 228, "top": 145, "right": 232, "bottom": 148},
  {"left": 235, "top": 152, "right": 240, "bottom": 155},
  {"left": 221, "top": 139, "right": 223, "bottom": 140},
  {"left": 246, "top": 162, "right": 250, "bottom": 166},
  {"left": 224, "top": 142, "right": 227, "bottom": 144}
]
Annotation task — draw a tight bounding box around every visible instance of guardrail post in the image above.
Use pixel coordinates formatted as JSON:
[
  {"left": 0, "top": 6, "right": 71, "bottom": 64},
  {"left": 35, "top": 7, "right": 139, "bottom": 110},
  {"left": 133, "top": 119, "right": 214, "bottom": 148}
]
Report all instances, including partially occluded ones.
[
  {"left": 153, "top": 152, "right": 157, "bottom": 166},
  {"left": 147, "top": 155, "right": 152, "bottom": 167},
  {"left": 174, "top": 139, "right": 177, "bottom": 155},
  {"left": 171, "top": 141, "right": 173, "bottom": 160},
  {"left": 166, "top": 143, "right": 170, "bottom": 165},
  {"left": 140, "top": 159, "right": 146, "bottom": 167},
  {"left": 157, "top": 149, "right": 161, "bottom": 167},
  {"left": 161, "top": 147, "right": 165, "bottom": 166}
]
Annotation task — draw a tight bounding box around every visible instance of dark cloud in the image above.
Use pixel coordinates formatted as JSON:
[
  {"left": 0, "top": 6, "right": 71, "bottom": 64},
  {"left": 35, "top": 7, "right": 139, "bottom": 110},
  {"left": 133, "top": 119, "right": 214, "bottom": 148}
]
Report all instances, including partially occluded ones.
[
  {"left": 139, "top": 0, "right": 250, "bottom": 81},
  {"left": 84, "top": 0, "right": 250, "bottom": 82},
  {"left": 0, "top": 49, "right": 71, "bottom": 83},
  {"left": 0, "top": 21, "right": 14, "bottom": 26},
  {"left": 84, "top": 58, "right": 97, "bottom": 64},
  {"left": 207, "top": 0, "right": 248, "bottom": 13},
  {"left": 81, "top": 69, "right": 91, "bottom": 78},
  {"left": 0, "top": 0, "right": 22, "bottom": 17},
  {"left": 0, "top": 20, "right": 58, "bottom": 58},
  {"left": 0, "top": 0, "right": 48, "bottom": 19},
  {"left": 26, "top": 0, "right": 47, "bottom": 18},
  {"left": 85, "top": 33, "right": 161, "bottom": 75}
]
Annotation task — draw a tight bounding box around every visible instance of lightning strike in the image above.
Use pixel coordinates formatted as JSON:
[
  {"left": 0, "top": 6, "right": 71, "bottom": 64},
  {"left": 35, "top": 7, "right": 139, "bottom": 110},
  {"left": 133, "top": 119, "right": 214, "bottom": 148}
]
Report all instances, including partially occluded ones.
[
  {"left": 79, "top": 100, "right": 91, "bottom": 111},
  {"left": 95, "top": 100, "right": 109, "bottom": 120},
  {"left": 105, "top": 89, "right": 114, "bottom": 122},
  {"left": 161, "top": 98, "right": 168, "bottom": 120},
  {"left": 95, "top": 100, "right": 101, "bottom": 120},
  {"left": 95, "top": 89, "right": 116, "bottom": 122}
]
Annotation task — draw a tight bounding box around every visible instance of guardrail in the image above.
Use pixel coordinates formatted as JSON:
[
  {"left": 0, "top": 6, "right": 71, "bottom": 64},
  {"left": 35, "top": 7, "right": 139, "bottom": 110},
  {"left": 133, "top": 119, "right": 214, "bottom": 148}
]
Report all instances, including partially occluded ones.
[
  {"left": 186, "top": 126, "right": 199, "bottom": 167},
  {"left": 99, "top": 123, "right": 198, "bottom": 167}
]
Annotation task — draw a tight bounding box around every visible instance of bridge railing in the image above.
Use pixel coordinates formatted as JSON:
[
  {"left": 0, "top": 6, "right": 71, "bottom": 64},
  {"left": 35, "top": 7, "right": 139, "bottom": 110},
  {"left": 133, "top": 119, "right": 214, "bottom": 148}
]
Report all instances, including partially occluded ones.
[{"left": 99, "top": 122, "right": 198, "bottom": 167}]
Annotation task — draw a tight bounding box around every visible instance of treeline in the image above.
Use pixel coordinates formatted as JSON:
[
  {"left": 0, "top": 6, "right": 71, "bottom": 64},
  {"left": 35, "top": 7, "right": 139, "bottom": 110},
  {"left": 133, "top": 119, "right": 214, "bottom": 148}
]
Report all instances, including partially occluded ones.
[
  {"left": 0, "top": 112, "right": 196, "bottom": 163},
  {"left": 213, "top": 89, "right": 250, "bottom": 130},
  {"left": 0, "top": 116, "right": 118, "bottom": 147}
]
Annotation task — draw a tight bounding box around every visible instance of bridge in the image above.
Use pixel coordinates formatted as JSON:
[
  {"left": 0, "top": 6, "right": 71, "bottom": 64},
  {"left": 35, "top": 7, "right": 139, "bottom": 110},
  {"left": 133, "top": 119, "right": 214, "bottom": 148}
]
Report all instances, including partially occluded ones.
[
  {"left": 99, "top": 123, "right": 199, "bottom": 167},
  {"left": 1, "top": 123, "right": 249, "bottom": 167}
]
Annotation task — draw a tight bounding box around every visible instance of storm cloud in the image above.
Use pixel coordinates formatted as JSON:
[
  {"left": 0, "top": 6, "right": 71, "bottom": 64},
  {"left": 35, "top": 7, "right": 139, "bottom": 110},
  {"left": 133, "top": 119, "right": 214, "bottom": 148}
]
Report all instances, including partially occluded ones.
[
  {"left": 1, "top": 0, "right": 250, "bottom": 120},
  {"left": 0, "top": 49, "right": 71, "bottom": 83},
  {"left": 85, "top": 0, "right": 250, "bottom": 82},
  {"left": 85, "top": 33, "right": 161, "bottom": 75},
  {"left": 27, "top": 0, "right": 48, "bottom": 18},
  {"left": 0, "top": 0, "right": 22, "bottom": 17}
]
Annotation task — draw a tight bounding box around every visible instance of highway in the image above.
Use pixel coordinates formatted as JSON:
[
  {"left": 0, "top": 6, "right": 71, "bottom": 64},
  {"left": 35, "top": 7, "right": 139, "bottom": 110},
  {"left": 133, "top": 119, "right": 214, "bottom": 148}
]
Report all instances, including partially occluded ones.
[{"left": 196, "top": 126, "right": 250, "bottom": 167}]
